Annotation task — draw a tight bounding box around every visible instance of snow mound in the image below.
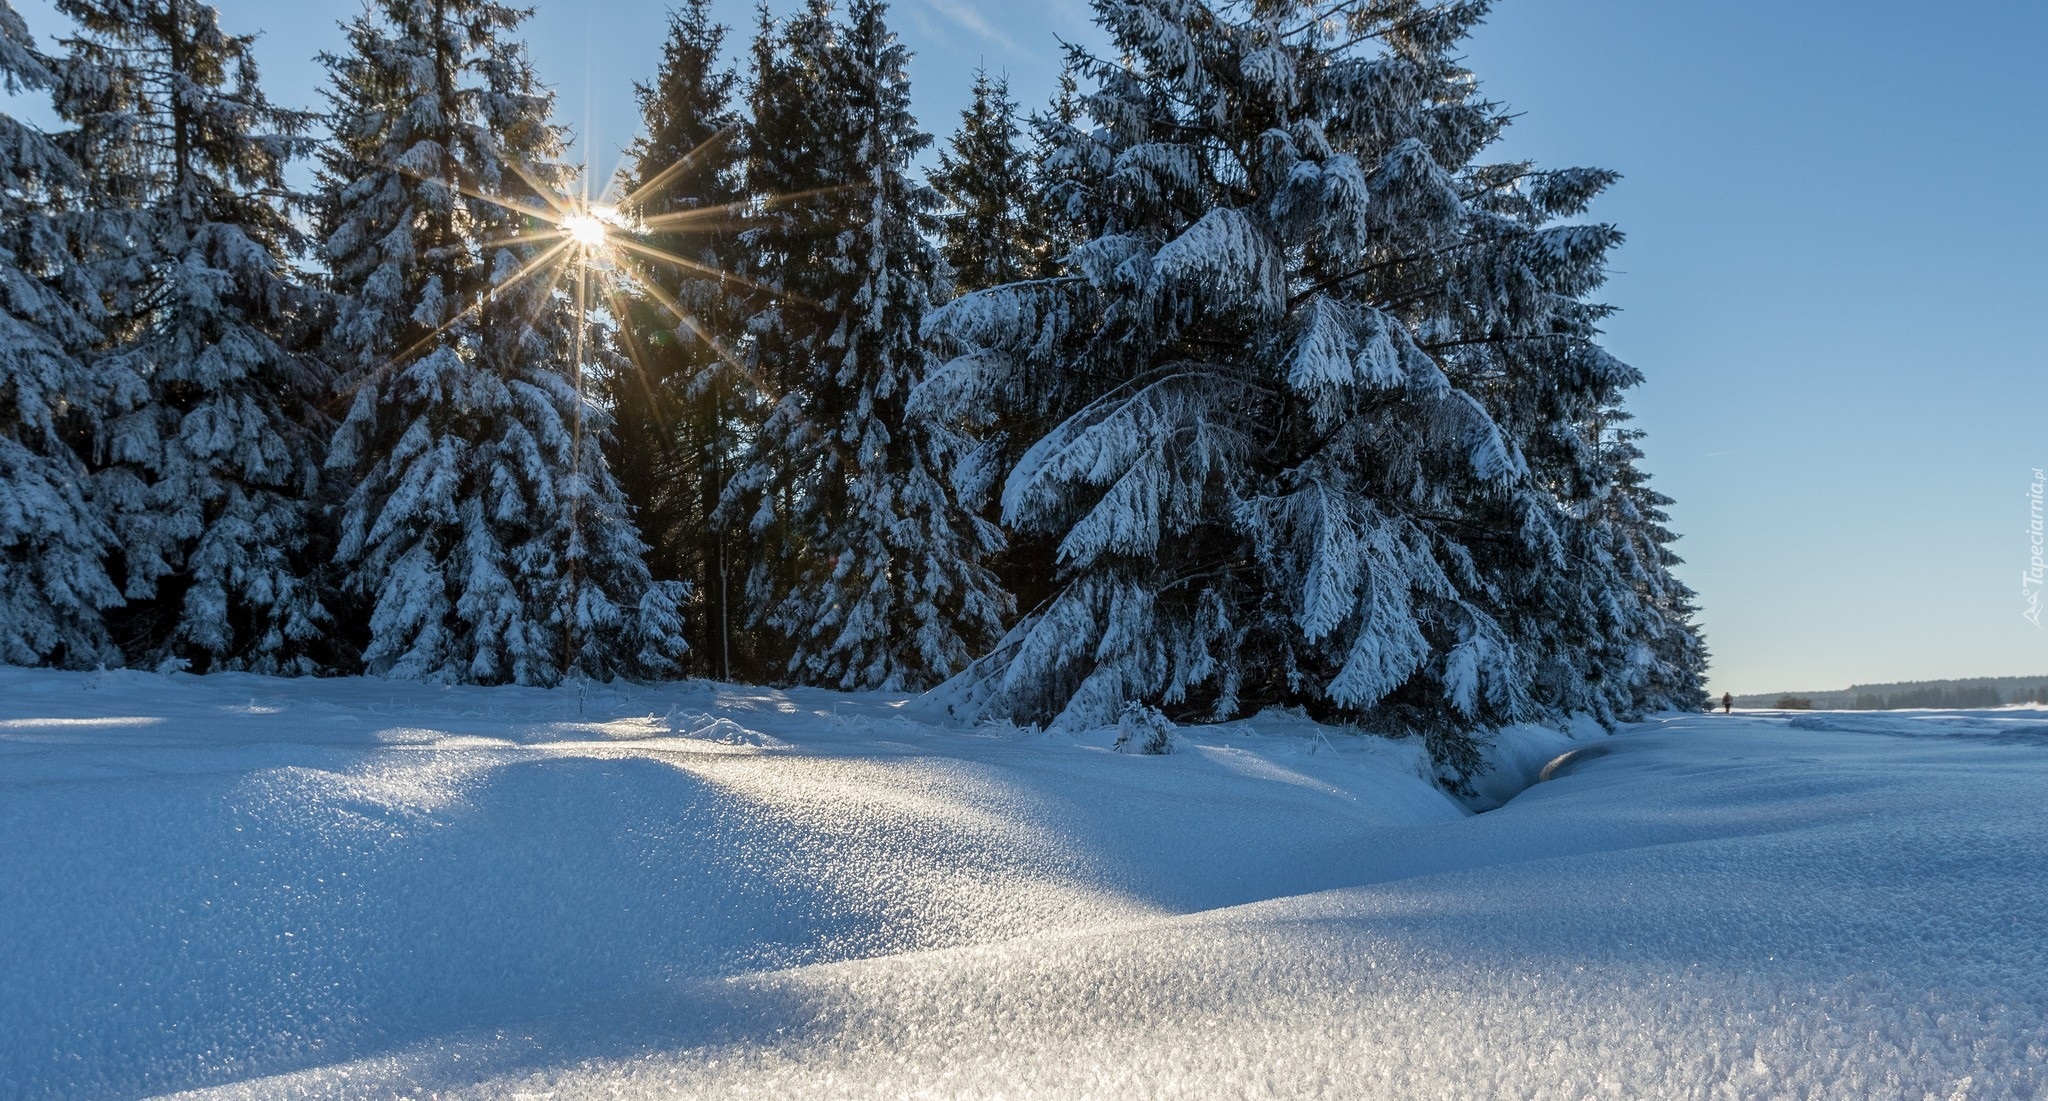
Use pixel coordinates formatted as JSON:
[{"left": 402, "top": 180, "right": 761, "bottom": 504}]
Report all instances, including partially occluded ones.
[{"left": 670, "top": 712, "right": 789, "bottom": 748}]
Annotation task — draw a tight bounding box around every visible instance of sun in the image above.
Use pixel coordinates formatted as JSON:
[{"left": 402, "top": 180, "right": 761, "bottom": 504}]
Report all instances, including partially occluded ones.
[
  {"left": 561, "top": 204, "right": 628, "bottom": 255},
  {"left": 562, "top": 210, "right": 610, "bottom": 249}
]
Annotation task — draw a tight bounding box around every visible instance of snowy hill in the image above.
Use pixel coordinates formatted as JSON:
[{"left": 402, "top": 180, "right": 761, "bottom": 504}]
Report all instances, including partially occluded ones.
[{"left": 1, "top": 668, "right": 2042, "bottom": 1099}]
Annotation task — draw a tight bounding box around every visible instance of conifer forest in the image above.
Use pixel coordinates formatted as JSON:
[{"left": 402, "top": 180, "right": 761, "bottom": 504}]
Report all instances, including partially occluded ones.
[{"left": 1, "top": 0, "right": 1707, "bottom": 774}]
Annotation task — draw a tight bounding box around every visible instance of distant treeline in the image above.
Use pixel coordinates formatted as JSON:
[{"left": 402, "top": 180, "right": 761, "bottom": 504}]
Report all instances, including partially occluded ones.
[{"left": 1734, "top": 677, "right": 2048, "bottom": 711}]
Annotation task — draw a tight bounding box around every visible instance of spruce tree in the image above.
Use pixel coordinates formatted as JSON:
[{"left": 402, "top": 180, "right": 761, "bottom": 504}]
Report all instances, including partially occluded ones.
[
  {"left": 1419, "top": 149, "right": 1707, "bottom": 725},
  {"left": 1598, "top": 412, "right": 1710, "bottom": 715},
  {"left": 0, "top": 0, "right": 125, "bottom": 668},
  {"left": 320, "top": 0, "right": 685, "bottom": 685},
  {"left": 725, "top": 0, "right": 1005, "bottom": 690},
  {"left": 930, "top": 69, "right": 1035, "bottom": 295},
  {"left": 928, "top": 66, "right": 1069, "bottom": 618},
  {"left": 609, "top": 0, "right": 748, "bottom": 679},
  {"left": 712, "top": 0, "right": 836, "bottom": 683},
  {"left": 925, "top": 0, "right": 1704, "bottom": 771},
  {"left": 1510, "top": 410, "right": 1713, "bottom": 724},
  {"left": 54, "top": 0, "right": 331, "bottom": 673},
  {"left": 1025, "top": 58, "right": 1097, "bottom": 282}
]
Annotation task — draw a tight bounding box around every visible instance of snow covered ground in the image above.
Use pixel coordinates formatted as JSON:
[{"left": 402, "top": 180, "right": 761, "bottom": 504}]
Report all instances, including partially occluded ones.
[{"left": 1, "top": 669, "right": 2042, "bottom": 1100}]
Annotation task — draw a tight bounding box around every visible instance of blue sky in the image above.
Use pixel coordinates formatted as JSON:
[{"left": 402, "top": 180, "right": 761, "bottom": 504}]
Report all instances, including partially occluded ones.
[{"left": 10, "top": 0, "right": 2046, "bottom": 695}]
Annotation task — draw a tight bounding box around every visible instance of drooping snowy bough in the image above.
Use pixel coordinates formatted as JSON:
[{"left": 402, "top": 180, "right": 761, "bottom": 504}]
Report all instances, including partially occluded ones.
[{"left": 922, "top": 0, "right": 1706, "bottom": 772}]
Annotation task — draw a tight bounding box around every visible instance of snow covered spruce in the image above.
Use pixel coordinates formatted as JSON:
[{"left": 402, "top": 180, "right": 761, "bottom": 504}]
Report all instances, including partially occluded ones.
[
  {"left": 319, "top": 0, "right": 686, "bottom": 686},
  {"left": 922, "top": 0, "right": 1706, "bottom": 770},
  {"left": 0, "top": 0, "right": 1704, "bottom": 769},
  {"left": 9, "top": 0, "right": 331, "bottom": 673},
  {"left": 714, "top": 0, "right": 1007, "bottom": 693},
  {"left": 0, "top": 2, "right": 126, "bottom": 669},
  {"left": 605, "top": 0, "right": 749, "bottom": 676}
]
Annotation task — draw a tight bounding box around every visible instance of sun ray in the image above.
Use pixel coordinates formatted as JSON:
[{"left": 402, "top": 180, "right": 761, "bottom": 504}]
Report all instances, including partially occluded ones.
[
  {"left": 480, "top": 228, "right": 579, "bottom": 250},
  {"left": 636, "top": 183, "right": 859, "bottom": 233},
  {"left": 570, "top": 238, "right": 590, "bottom": 467},
  {"left": 616, "top": 124, "right": 738, "bottom": 214},
  {"left": 384, "top": 159, "right": 560, "bottom": 225},
  {"left": 387, "top": 238, "right": 577, "bottom": 367},
  {"left": 612, "top": 236, "right": 815, "bottom": 310},
  {"left": 616, "top": 257, "right": 744, "bottom": 375},
  {"left": 598, "top": 281, "right": 682, "bottom": 440},
  {"left": 611, "top": 252, "right": 772, "bottom": 400},
  {"left": 632, "top": 199, "right": 750, "bottom": 233},
  {"left": 500, "top": 156, "right": 582, "bottom": 221}
]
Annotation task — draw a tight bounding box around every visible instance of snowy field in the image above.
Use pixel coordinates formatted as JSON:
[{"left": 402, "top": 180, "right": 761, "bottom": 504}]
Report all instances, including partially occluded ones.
[{"left": 1, "top": 668, "right": 2043, "bottom": 1100}]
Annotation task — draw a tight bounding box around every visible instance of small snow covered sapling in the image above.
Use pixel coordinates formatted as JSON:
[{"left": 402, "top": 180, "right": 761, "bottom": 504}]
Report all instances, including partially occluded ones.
[{"left": 1115, "top": 702, "right": 1175, "bottom": 755}]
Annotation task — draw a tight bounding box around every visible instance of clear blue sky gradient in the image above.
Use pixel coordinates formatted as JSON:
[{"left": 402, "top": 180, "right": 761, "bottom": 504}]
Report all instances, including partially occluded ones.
[{"left": 12, "top": 0, "right": 2046, "bottom": 695}]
